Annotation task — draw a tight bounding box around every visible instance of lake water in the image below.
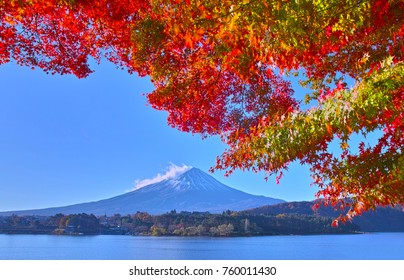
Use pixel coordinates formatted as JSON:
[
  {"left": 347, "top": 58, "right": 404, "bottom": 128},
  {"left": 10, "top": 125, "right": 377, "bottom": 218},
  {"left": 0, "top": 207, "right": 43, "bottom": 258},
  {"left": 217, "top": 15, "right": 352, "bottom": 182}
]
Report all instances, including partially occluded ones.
[{"left": 0, "top": 233, "right": 403, "bottom": 260}]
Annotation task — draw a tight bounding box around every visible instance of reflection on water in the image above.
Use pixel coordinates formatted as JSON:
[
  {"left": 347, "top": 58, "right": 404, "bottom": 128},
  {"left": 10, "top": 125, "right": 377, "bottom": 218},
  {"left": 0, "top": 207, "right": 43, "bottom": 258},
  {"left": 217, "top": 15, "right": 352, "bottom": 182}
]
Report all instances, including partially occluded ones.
[{"left": 0, "top": 233, "right": 403, "bottom": 260}]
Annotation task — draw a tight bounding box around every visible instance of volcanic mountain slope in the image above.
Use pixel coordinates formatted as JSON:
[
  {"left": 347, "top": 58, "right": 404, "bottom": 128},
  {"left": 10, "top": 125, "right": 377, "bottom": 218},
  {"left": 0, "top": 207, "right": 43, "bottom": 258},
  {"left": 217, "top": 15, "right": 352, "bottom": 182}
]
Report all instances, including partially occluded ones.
[{"left": 0, "top": 167, "right": 285, "bottom": 216}]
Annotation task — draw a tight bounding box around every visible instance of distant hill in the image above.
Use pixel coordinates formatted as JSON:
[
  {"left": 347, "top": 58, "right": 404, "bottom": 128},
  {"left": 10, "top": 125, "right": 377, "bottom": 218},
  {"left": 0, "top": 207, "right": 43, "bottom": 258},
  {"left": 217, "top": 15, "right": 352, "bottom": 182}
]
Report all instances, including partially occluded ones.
[
  {"left": 244, "top": 201, "right": 404, "bottom": 232},
  {"left": 0, "top": 167, "right": 284, "bottom": 216}
]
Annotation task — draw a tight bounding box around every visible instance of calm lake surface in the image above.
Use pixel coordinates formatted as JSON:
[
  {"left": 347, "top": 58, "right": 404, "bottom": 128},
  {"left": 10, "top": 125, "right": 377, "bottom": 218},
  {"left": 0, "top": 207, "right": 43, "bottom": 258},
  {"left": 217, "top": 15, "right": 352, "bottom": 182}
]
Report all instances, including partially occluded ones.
[{"left": 1, "top": 233, "right": 403, "bottom": 260}]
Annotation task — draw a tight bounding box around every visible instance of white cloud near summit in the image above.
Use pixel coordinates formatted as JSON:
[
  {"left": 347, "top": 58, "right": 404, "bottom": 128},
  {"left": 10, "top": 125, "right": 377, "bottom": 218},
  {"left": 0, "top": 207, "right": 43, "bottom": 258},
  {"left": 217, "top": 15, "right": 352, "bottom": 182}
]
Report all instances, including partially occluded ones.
[{"left": 133, "top": 163, "right": 192, "bottom": 190}]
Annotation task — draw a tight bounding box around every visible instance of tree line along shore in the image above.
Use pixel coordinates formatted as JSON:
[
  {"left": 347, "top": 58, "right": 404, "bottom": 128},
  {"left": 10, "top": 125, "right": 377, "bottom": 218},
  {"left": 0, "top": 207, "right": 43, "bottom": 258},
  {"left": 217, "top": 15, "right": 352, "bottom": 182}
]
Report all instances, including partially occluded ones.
[{"left": 0, "top": 210, "right": 377, "bottom": 237}]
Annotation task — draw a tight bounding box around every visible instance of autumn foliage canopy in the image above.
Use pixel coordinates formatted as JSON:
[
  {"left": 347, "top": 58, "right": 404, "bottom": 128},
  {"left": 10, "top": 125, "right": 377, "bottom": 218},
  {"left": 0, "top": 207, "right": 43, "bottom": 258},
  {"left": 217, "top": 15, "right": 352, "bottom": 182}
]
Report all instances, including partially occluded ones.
[{"left": 1, "top": 0, "right": 403, "bottom": 223}]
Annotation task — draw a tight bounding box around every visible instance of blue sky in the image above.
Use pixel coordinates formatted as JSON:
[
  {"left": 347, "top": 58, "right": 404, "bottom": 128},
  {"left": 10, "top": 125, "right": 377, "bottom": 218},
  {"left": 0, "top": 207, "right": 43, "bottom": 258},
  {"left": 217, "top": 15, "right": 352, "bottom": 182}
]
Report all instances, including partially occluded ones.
[{"left": 0, "top": 62, "right": 317, "bottom": 212}]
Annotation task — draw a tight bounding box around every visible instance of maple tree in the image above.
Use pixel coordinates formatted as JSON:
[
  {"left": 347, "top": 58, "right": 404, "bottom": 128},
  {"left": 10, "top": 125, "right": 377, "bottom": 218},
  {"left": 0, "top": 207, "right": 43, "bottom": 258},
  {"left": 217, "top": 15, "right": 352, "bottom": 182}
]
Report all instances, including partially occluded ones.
[{"left": 1, "top": 0, "right": 403, "bottom": 223}]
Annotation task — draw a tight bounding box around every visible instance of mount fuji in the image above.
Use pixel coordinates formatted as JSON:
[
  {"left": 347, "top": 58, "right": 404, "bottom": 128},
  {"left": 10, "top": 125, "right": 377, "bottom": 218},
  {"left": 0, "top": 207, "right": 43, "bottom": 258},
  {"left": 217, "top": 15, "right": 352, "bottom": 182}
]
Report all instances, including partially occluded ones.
[{"left": 0, "top": 167, "right": 285, "bottom": 216}]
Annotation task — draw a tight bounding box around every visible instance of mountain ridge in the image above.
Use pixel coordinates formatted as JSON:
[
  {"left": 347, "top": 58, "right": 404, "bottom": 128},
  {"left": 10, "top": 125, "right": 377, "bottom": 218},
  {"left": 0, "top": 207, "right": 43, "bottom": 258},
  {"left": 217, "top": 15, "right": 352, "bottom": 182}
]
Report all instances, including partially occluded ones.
[{"left": 244, "top": 201, "right": 404, "bottom": 232}]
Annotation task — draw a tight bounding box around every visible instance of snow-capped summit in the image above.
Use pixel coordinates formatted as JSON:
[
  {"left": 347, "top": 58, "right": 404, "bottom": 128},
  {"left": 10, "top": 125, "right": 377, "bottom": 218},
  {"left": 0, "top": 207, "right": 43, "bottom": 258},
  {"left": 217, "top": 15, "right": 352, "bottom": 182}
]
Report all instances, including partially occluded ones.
[
  {"left": 172, "top": 167, "right": 234, "bottom": 191},
  {"left": 0, "top": 167, "right": 285, "bottom": 216},
  {"left": 139, "top": 167, "right": 236, "bottom": 192}
]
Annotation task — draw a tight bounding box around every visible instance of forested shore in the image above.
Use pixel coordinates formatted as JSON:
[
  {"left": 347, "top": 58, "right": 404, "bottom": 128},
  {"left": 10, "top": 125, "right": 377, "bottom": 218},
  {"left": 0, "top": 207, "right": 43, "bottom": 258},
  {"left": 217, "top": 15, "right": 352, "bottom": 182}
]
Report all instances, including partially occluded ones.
[{"left": 0, "top": 210, "right": 358, "bottom": 237}]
